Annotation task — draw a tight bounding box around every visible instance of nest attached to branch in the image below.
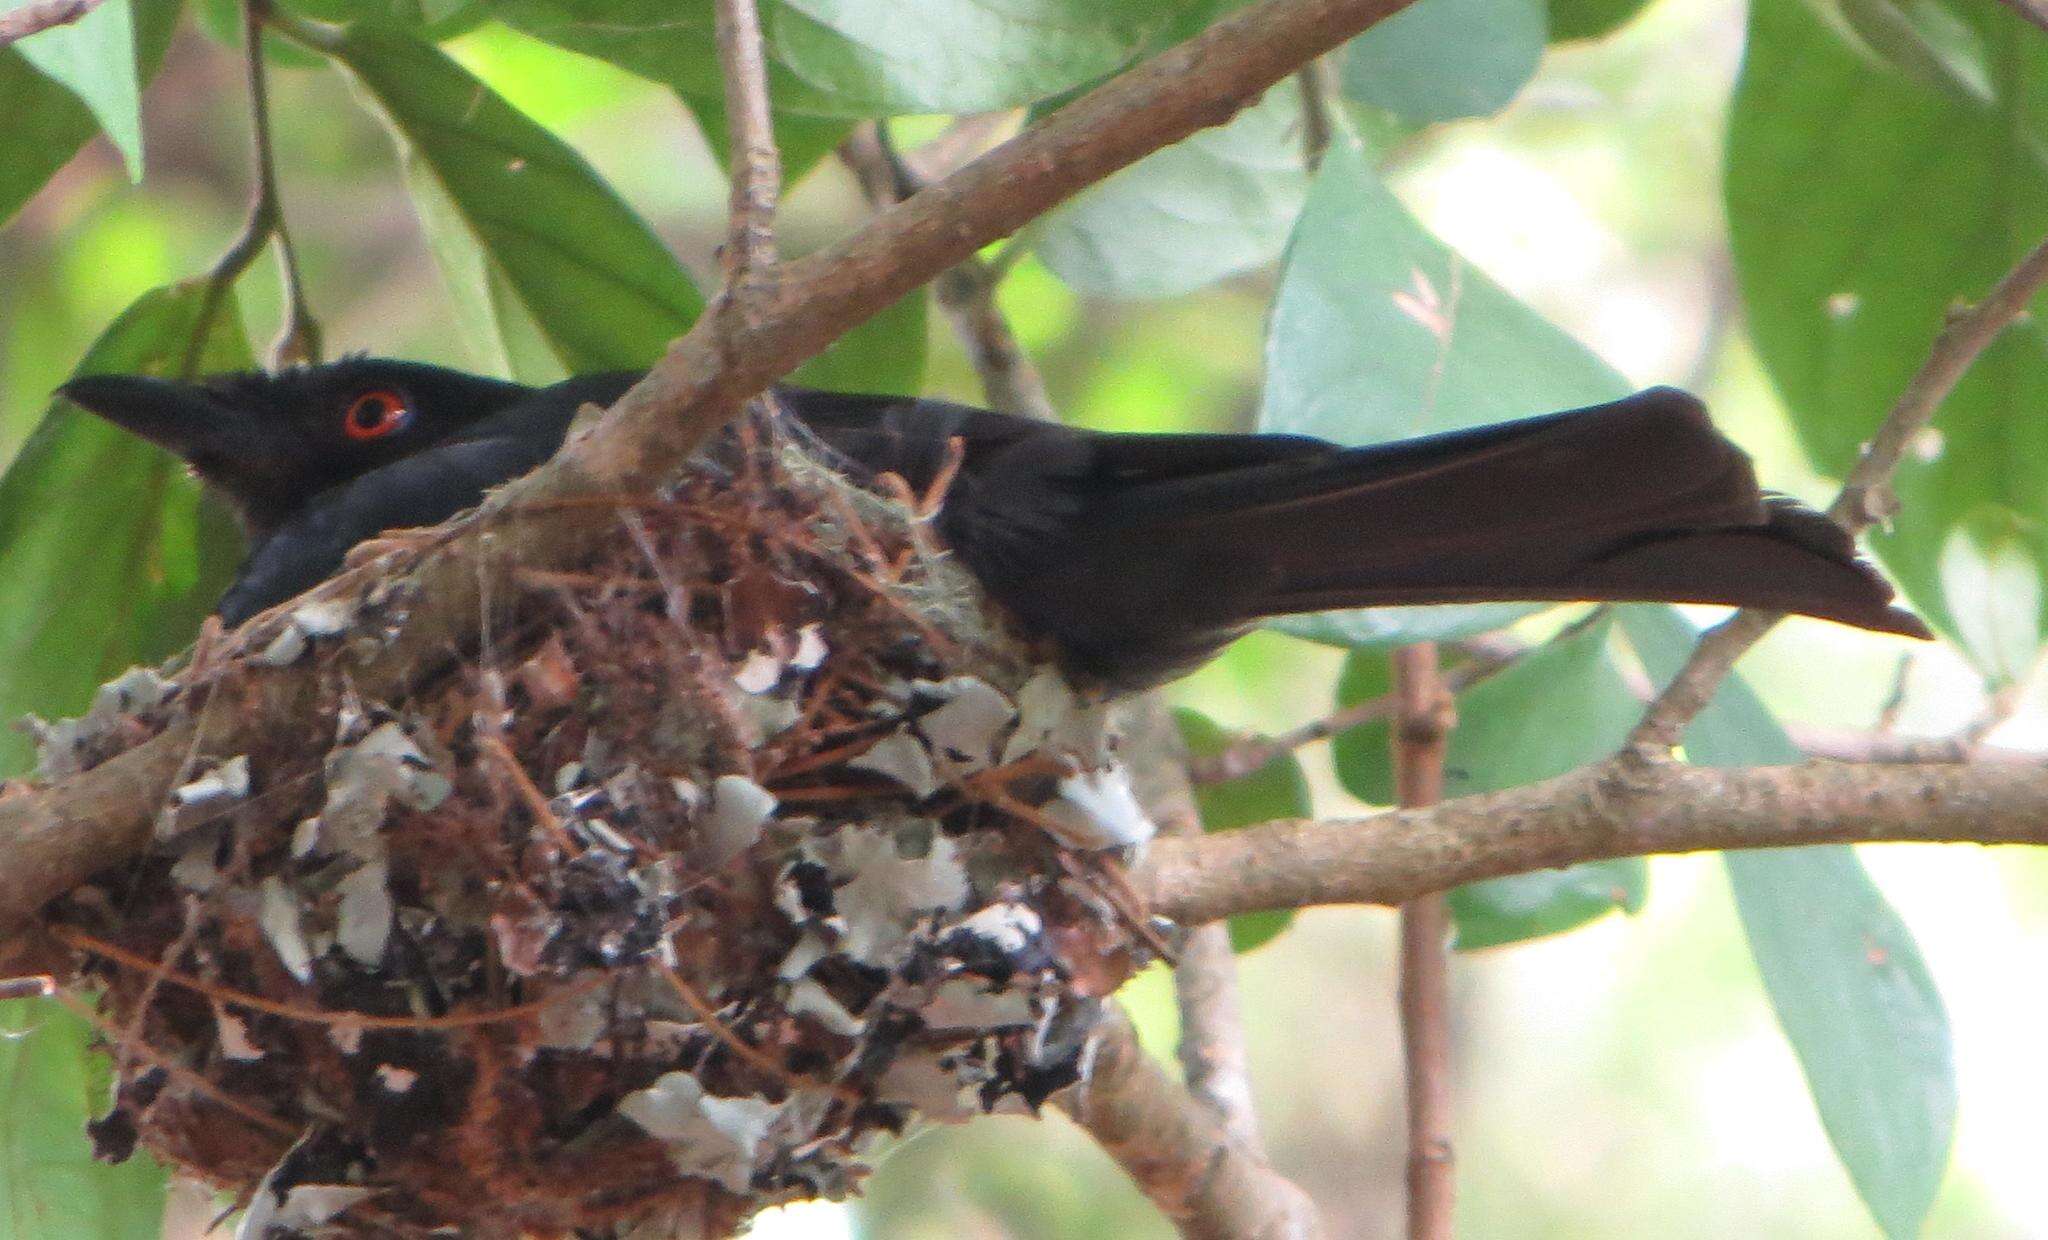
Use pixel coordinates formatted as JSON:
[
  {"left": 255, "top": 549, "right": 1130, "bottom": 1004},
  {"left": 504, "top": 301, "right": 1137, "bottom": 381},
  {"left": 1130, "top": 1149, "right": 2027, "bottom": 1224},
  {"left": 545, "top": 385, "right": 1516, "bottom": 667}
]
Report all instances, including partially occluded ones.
[{"left": 29, "top": 410, "right": 1167, "bottom": 1239}]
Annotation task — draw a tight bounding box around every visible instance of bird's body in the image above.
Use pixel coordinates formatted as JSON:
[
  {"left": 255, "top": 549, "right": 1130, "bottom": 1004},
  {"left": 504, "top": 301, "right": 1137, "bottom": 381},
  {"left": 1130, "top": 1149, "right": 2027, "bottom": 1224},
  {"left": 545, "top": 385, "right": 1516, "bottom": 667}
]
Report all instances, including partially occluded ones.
[{"left": 60, "top": 360, "right": 1927, "bottom": 687}]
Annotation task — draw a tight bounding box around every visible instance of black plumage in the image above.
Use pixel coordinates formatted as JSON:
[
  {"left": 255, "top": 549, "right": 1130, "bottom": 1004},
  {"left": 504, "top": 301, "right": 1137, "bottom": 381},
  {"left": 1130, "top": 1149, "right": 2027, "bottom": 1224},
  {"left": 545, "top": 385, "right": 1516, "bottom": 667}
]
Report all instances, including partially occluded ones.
[{"left": 60, "top": 359, "right": 1928, "bottom": 688}]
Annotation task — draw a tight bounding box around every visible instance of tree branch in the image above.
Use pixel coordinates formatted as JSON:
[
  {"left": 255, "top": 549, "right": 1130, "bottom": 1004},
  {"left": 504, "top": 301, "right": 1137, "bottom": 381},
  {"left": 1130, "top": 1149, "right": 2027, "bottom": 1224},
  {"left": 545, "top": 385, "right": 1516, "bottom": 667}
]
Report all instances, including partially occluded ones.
[
  {"left": 1630, "top": 231, "right": 2048, "bottom": 750},
  {"left": 712, "top": 0, "right": 780, "bottom": 298},
  {"left": 1136, "top": 755, "right": 2048, "bottom": 926},
  {"left": 1121, "top": 698, "right": 1268, "bottom": 1151},
  {"left": 0, "top": 0, "right": 102, "bottom": 47},
  {"left": 1062, "top": 1003, "right": 1323, "bottom": 1240},
  {"left": 838, "top": 122, "right": 1058, "bottom": 421},
  {"left": 1389, "top": 645, "right": 1455, "bottom": 1240},
  {"left": 0, "top": 0, "right": 1428, "bottom": 962},
  {"left": 1994, "top": 0, "right": 2048, "bottom": 36}
]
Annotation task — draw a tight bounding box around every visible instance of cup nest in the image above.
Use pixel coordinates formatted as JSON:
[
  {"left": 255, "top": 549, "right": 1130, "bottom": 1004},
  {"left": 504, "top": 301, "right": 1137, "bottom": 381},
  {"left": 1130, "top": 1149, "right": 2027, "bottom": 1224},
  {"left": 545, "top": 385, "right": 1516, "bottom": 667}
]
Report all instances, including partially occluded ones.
[{"left": 29, "top": 411, "right": 1167, "bottom": 1239}]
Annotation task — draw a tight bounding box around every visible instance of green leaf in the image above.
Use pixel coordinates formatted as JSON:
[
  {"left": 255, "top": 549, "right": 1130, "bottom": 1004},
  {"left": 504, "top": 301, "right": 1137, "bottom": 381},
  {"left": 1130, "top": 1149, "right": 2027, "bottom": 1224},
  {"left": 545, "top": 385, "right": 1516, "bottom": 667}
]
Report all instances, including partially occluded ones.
[
  {"left": 1339, "top": 0, "right": 1546, "bottom": 123},
  {"left": 0, "top": 1001, "right": 166, "bottom": 1240},
  {"left": 1726, "top": 0, "right": 2048, "bottom": 675},
  {"left": 789, "top": 289, "right": 927, "bottom": 396},
  {"left": 1545, "top": 0, "right": 1653, "bottom": 41},
  {"left": 1935, "top": 506, "right": 2042, "bottom": 684},
  {"left": 1329, "top": 617, "right": 1648, "bottom": 947},
  {"left": 402, "top": 158, "right": 565, "bottom": 384},
  {"left": 769, "top": 0, "right": 1185, "bottom": 115},
  {"left": 0, "top": 282, "right": 251, "bottom": 1240},
  {"left": 0, "top": 282, "right": 252, "bottom": 778},
  {"left": 331, "top": 25, "right": 705, "bottom": 372},
  {"left": 1174, "top": 708, "right": 1304, "bottom": 951},
  {"left": 0, "top": 0, "right": 178, "bottom": 224},
  {"left": 1260, "top": 135, "right": 1629, "bottom": 647},
  {"left": 1447, "top": 858, "right": 1643, "bottom": 949},
  {"left": 1033, "top": 79, "right": 1311, "bottom": 300},
  {"left": 278, "top": 0, "right": 487, "bottom": 36},
  {"left": 491, "top": 0, "right": 846, "bottom": 113},
  {"left": 1617, "top": 605, "right": 1956, "bottom": 1240},
  {"left": 6, "top": 0, "right": 142, "bottom": 177}
]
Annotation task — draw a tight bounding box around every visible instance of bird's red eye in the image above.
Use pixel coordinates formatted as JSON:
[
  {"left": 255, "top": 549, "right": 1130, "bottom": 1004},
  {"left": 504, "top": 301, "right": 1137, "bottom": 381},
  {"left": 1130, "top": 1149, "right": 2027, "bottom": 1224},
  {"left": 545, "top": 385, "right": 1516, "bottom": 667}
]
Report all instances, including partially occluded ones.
[{"left": 343, "top": 390, "right": 411, "bottom": 441}]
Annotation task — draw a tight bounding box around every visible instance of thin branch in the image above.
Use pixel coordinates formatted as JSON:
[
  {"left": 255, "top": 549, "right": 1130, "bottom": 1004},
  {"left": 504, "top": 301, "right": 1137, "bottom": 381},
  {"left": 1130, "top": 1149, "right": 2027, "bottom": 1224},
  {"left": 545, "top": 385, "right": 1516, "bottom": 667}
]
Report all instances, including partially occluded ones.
[
  {"left": 0, "top": 0, "right": 101, "bottom": 47},
  {"left": 1994, "top": 0, "right": 2048, "bottom": 36},
  {"left": 0, "top": 0, "right": 1428, "bottom": 947},
  {"left": 712, "top": 0, "right": 781, "bottom": 300},
  {"left": 1137, "top": 754, "right": 2048, "bottom": 926},
  {"left": 1630, "top": 232, "right": 2048, "bottom": 750},
  {"left": 242, "top": 0, "right": 320, "bottom": 367},
  {"left": 839, "top": 123, "right": 1058, "bottom": 421},
  {"left": 1389, "top": 645, "right": 1455, "bottom": 1240},
  {"left": 1188, "top": 637, "right": 1522, "bottom": 785},
  {"left": 1295, "top": 59, "right": 1337, "bottom": 169},
  {"left": 1172, "top": 922, "right": 1263, "bottom": 1146},
  {"left": 1061, "top": 1003, "right": 1323, "bottom": 1240},
  {"left": 177, "top": 0, "right": 322, "bottom": 376},
  {"left": 1121, "top": 698, "right": 1266, "bottom": 1151}
]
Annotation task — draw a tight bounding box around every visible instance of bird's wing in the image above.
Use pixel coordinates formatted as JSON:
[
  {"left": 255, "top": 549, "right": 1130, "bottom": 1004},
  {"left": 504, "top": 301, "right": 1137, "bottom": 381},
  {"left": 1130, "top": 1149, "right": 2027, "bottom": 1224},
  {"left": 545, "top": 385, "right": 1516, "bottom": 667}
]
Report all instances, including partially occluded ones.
[{"left": 218, "top": 435, "right": 554, "bottom": 624}]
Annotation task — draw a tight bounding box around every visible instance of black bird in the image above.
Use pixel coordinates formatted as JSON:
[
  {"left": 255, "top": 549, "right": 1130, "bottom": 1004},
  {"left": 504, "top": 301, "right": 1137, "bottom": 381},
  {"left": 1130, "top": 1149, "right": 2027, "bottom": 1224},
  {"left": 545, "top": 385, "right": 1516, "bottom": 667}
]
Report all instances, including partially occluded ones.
[{"left": 60, "top": 360, "right": 1929, "bottom": 688}]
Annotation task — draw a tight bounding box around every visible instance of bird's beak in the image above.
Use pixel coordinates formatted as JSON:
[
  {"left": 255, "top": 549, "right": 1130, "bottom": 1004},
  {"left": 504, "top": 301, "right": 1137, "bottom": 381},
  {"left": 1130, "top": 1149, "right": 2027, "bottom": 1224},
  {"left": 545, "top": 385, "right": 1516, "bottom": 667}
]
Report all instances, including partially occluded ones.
[{"left": 58, "top": 374, "right": 257, "bottom": 462}]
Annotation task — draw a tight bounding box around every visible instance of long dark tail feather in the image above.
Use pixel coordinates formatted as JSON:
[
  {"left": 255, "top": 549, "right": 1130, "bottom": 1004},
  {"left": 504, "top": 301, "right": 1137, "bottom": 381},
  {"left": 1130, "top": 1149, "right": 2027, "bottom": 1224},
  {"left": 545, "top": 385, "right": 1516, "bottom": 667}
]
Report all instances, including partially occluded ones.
[
  {"left": 786, "top": 383, "right": 1927, "bottom": 686},
  {"left": 1097, "top": 387, "right": 1930, "bottom": 642}
]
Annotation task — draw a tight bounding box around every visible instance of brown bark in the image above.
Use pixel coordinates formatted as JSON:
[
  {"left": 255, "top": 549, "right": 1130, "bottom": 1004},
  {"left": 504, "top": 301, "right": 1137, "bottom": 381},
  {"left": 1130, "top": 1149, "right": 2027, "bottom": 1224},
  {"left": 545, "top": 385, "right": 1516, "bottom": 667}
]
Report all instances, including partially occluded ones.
[{"left": 1138, "top": 756, "right": 2048, "bottom": 926}]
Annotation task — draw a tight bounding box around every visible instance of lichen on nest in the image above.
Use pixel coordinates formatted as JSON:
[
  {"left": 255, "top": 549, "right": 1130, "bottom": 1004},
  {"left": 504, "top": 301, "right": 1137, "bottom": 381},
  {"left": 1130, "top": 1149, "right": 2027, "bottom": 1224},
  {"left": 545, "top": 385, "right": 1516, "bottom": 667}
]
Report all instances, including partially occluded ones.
[{"left": 28, "top": 408, "right": 1169, "bottom": 1240}]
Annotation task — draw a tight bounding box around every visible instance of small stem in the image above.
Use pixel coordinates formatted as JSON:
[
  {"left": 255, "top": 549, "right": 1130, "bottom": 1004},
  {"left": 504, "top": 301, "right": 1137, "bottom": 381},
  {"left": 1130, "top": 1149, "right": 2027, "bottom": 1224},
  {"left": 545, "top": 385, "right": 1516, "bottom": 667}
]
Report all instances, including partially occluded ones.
[
  {"left": 1994, "top": 0, "right": 2048, "bottom": 35},
  {"left": 1063, "top": 1003, "right": 1324, "bottom": 1240},
  {"left": 1189, "top": 636, "right": 1523, "bottom": 786},
  {"left": 0, "top": 0, "right": 102, "bottom": 47},
  {"left": 180, "top": 0, "right": 325, "bottom": 376},
  {"left": 241, "top": 0, "right": 320, "bottom": 368},
  {"left": 712, "top": 0, "right": 781, "bottom": 299},
  {"left": 1391, "top": 643, "right": 1455, "bottom": 1240},
  {"left": 1296, "top": 58, "right": 1337, "bottom": 170},
  {"left": 839, "top": 122, "right": 1057, "bottom": 421},
  {"left": 1630, "top": 230, "right": 2048, "bottom": 751}
]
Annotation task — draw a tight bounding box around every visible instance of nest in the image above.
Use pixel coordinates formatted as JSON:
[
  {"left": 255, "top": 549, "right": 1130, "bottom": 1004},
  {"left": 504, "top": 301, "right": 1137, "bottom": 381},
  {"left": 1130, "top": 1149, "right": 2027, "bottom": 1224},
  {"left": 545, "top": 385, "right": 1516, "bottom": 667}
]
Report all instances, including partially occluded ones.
[{"left": 30, "top": 411, "right": 1167, "bottom": 1239}]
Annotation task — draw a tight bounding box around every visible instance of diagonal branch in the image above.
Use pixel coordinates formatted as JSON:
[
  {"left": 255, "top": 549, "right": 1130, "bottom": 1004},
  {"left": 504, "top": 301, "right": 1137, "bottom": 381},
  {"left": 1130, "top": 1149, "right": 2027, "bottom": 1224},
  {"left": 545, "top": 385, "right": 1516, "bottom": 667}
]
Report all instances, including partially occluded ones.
[
  {"left": 1062, "top": 1003, "right": 1323, "bottom": 1240},
  {"left": 1630, "top": 232, "right": 2048, "bottom": 750},
  {"left": 839, "top": 120, "right": 1058, "bottom": 421},
  {"left": 0, "top": 0, "right": 1428, "bottom": 956},
  {"left": 0, "top": 0, "right": 101, "bottom": 46},
  {"left": 1135, "top": 755, "right": 2048, "bottom": 926},
  {"left": 1994, "top": 0, "right": 2048, "bottom": 35}
]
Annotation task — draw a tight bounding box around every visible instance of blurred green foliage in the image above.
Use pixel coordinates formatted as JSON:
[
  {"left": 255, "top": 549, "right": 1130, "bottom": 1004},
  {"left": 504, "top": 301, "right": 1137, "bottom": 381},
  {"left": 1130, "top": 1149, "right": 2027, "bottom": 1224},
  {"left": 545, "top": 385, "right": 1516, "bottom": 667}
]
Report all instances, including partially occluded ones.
[{"left": 0, "top": 0, "right": 2040, "bottom": 1235}]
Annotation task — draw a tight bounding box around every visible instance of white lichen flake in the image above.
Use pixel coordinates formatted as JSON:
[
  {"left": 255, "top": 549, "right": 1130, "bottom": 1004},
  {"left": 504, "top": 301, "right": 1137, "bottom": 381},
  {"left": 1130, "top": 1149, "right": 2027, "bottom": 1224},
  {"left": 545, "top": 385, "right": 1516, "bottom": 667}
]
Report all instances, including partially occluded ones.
[
  {"left": 1040, "top": 765, "right": 1155, "bottom": 850},
  {"left": 618, "top": 1072, "right": 780, "bottom": 1193}
]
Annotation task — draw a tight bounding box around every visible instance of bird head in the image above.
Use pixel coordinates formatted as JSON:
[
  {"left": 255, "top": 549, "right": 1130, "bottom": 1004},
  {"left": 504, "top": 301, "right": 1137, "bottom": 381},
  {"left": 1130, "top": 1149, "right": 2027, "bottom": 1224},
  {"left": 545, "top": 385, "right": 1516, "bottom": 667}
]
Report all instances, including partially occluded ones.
[{"left": 60, "top": 358, "right": 534, "bottom": 539}]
